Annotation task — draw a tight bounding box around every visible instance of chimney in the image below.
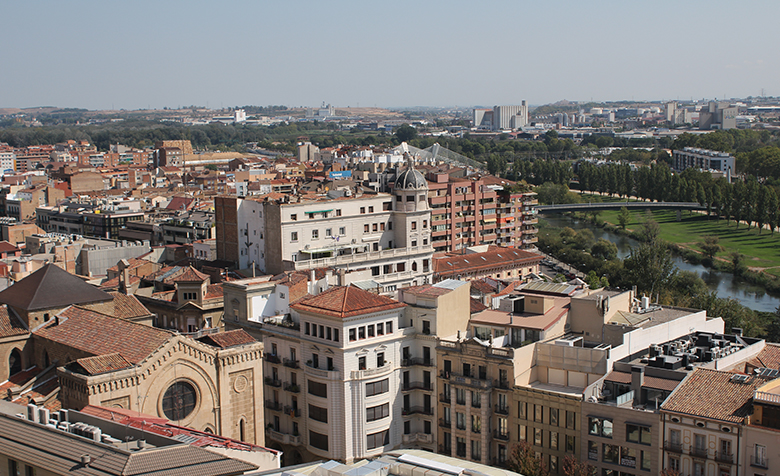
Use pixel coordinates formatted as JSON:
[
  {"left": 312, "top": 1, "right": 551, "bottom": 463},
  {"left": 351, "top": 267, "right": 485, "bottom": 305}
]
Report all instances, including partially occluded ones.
[
  {"left": 631, "top": 366, "right": 645, "bottom": 406},
  {"left": 310, "top": 269, "right": 316, "bottom": 295}
]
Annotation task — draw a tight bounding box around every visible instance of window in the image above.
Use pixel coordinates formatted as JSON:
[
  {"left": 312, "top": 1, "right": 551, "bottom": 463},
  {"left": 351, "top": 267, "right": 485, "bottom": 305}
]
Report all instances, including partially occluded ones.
[
  {"left": 367, "top": 325, "right": 375, "bottom": 337},
  {"left": 549, "top": 455, "right": 558, "bottom": 473},
  {"left": 386, "top": 321, "right": 393, "bottom": 333},
  {"left": 550, "top": 431, "right": 559, "bottom": 450},
  {"left": 162, "top": 381, "right": 197, "bottom": 421},
  {"left": 668, "top": 456, "right": 680, "bottom": 471},
  {"left": 423, "top": 219, "right": 428, "bottom": 228},
  {"left": 366, "top": 403, "right": 390, "bottom": 421},
  {"left": 309, "top": 404, "right": 328, "bottom": 422},
  {"left": 349, "top": 329, "right": 356, "bottom": 341},
  {"left": 336, "top": 209, "right": 342, "bottom": 217},
  {"left": 566, "top": 435, "right": 576, "bottom": 453},
  {"left": 620, "top": 447, "right": 637, "bottom": 468},
  {"left": 589, "top": 417, "right": 613, "bottom": 438},
  {"left": 364, "top": 224, "right": 370, "bottom": 233},
  {"left": 308, "top": 380, "right": 327, "bottom": 398},
  {"left": 310, "top": 430, "right": 329, "bottom": 451},
  {"left": 424, "top": 420, "right": 432, "bottom": 434},
  {"left": 534, "top": 428, "right": 543, "bottom": 446},
  {"left": 627, "top": 424, "right": 651, "bottom": 445},
  {"left": 411, "top": 221, "right": 417, "bottom": 230},
  {"left": 404, "top": 420, "right": 411, "bottom": 435},
  {"left": 588, "top": 440, "right": 598, "bottom": 460},
  {"left": 333, "top": 329, "right": 339, "bottom": 342},
  {"left": 534, "top": 404, "right": 543, "bottom": 423},
  {"left": 471, "top": 439, "right": 481, "bottom": 461},
  {"left": 641, "top": 450, "right": 651, "bottom": 471},
  {"left": 308, "top": 213, "right": 315, "bottom": 220},
  {"left": 602, "top": 443, "right": 618, "bottom": 464},
  {"left": 366, "top": 379, "right": 389, "bottom": 396},
  {"left": 373, "top": 223, "right": 378, "bottom": 232},
  {"left": 566, "top": 410, "right": 576, "bottom": 430},
  {"left": 422, "top": 320, "right": 431, "bottom": 335},
  {"left": 519, "top": 424, "right": 527, "bottom": 441},
  {"left": 291, "top": 231, "right": 298, "bottom": 241},
  {"left": 371, "top": 266, "right": 380, "bottom": 276},
  {"left": 358, "top": 357, "right": 366, "bottom": 370},
  {"left": 377, "top": 352, "right": 385, "bottom": 367},
  {"left": 312, "top": 229, "right": 319, "bottom": 239},
  {"left": 367, "top": 430, "right": 389, "bottom": 449},
  {"left": 471, "top": 414, "right": 481, "bottom": 433},
  {"left": 325, "top": 228, "right": 332, "bottom": 237},
  {"left": 456, "top": 388, "right": 466, "bottom": 405},
  {"left": 380, "top": 222, "right": 385, "bottom": 231},
  {"left": 550, "top": 408, "right": 559, "bottom": 426},
  {"left": 377, "top": 323, "right": 384, "bottom": 335},
  {"left": 518, "top": 401, "right": 527, "bottom": 419},
  {"left": 358, "top": 327, "right": 366, "bottom": 339},
  {"left": 326, "top": 327, "right": 332, "bottom": 340},
  {"left": 291, "top": 214, "right": 297, "bottom": 221},
  {"left": 339, "top": 226, "right": 345, "bottom": 235},
  {"left": 456, "top": 412, "right": 466, "bottom": 430},
  {"left": 369, "top": 206, "right": 374, "bottom": 213}
]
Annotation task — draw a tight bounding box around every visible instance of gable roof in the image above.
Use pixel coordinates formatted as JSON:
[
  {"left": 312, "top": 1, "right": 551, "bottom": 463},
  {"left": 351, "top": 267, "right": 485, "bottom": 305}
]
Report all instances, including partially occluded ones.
[
  {"left": 173, "top": 266, "right": 210, "bottom": 283},
  {"left": 291, "top": 285, "right": 406, "bottom": 318},
  {"left": 661, "top": 368, "right": 765, "bottom": 423},
  {"left": 0, "top": 264, "right": 112, "bottom": 312},
  {"left": 198, "top": 329, "right": 256, "bottom": 349},
  {"left": 71, "top": 353, "right": 134, "bottom": 376},
  {"left": 34, "top": 306, "right": 172, "bottom": 365},
  {"left": 0, "top": 304, "right": 28, "bottom": 338}
]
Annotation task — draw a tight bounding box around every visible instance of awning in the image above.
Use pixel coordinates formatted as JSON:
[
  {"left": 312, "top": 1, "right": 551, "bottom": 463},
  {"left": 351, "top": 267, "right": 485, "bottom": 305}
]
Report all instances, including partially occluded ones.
[
  {"left": 482, "top": 218, "right": 497, "bottom": 223},
  {"left": 304, "top": 209, "right": 333, "bottom": 214}
]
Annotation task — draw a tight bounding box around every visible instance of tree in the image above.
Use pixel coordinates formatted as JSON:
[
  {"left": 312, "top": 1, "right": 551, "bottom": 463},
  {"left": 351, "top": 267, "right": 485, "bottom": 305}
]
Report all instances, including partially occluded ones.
[
  {"left": 731, "top": 252, "right": 747, "bottom": 277},
  {"left": 562, "top": 456, "right": 593, "bottom": 476},
  {"left": 639, "top": 212, "right": 660, "bottom": 243},
  {"left": 507, "top": 441, "right": 549, "bottom": 476},
  {"left": 618, "top": 206, "right": 631, "bottom": 230},
  {"left": 394, "top": 124, "right": 417, "bottom": 142},
  {"left": 660, "top": 469, "right": 681, "bottom": 476},
  {"left": 698, "top": 236, "right": 724, "bottom": 261},
  {"left": 623, "top": 241, "right": 678, "bottom": 296},
  {"left": 591, "top": 238, "right": 618, "bottom": 261}
]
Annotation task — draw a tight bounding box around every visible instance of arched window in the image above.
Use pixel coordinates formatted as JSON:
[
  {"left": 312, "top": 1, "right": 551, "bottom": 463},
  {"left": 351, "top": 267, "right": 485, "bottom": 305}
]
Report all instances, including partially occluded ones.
[
  {"left": 44, "top": 352, "right": 50, "bottom": 368},
  {"left": 8, "top": 349, "right": 22, "bottom": 376},
  {"left": 412, "top": 262, "right": 418, "bottom": 272},
  {"left": 239, "top": 419, "right": 246, "bottom": 442}
]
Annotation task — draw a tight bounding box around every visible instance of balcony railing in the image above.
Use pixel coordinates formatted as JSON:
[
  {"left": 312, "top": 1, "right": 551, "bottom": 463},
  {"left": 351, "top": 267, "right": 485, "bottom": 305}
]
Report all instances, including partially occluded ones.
[
  {"left": 493, "top": 429, "right": 510, "bottom": 441},
  {"left": 283, "top": 358, "right": 299, "bottom": 369},
  {"left": 495, "top": 404, "right": 510, "bottom": 415},
  {"left": 264, "top": 400, "right": 283, "bottom": 411},
  {"left": 267, "top": 428, "right": 301, "bottom": 446},
  {"left": 403, "top": 406, "right": 434, "bottom": 416},
  {"left": 402, "top": 381, "right": 433, "bottom": 391},
  {"left": 284, "top": 382, "right": 300, "bottom": 393},
  {"left": 664, "top": 441, "right": 683, "bottom": 454},
  {"left": 402, "top": 433, "right": 433, "bottom": 445},
  {"left": 264, "top": 377, "right": 281, "bottom": 387},
  {"left": 690, "top": 446, "right": 708, "bottom": 459},
  {"left": 494, "top": 380, "right": 511, "bottom": 390},
  {"left": 264, "top": 354, "right": 281, "bottom": 364},
  {"left": 471, "top": 400, "right": 481, "bottom": 409},
  {"left": 402, "top": 358, "right": 435, "bottom": 367},
  {"left": 438, "top": 418, "right": 451, "bottom": 428},
  {"left": 751, "top": 455, "right": 769, "bottom": 469},
  {"left": 283, "top": 406, "right": 301, "bottom": 417},
  {"left": 439, "top": 393, "right": 451, "bottom": 403},
  {"left": 715, "top": 452, "right": 734, "bottom": 464}
]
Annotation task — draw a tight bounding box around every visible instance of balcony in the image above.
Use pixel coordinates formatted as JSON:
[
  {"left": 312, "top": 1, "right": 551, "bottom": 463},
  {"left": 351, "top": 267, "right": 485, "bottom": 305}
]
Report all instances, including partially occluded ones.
[
  {"left": 304, "top": 361, "right": 341, "bottom": 380},
  {"left": 264, "top": 377, "right": 282, "bottom": 388},
  {"left": 402, "top": 381, "right": 433, "bottom": 391},
  {"left": 438, "top": 418, "right": 451, "bottom": 428},
  {"left": 495, "top": 404, "right": 510, "bottom": 415},
  {"left": 283, "top": 358, "right": 299, "bottom": 369},
  {"left": 402, "top": 358, "right": 435, "bottom": 367},
  {"left": 283, "top": 382, "right": 300, "bottom": 393},
  {"left": 283, "top": 406, "right": 301, "bottom": 417},
  {"left": 350, "top": 362, "right": 393, "bottom": 380},
  {"left": 402, "top": 433, "right": 434, "bottom": 445},
  {"left": 715, "top": 452, "right": 734, "bottom": 464},
  {"left": 751, "top": 455, "right": 769, "bottom": 469},
  {"left": 493, "top": 429, "right": 510, "bottom": 441},
  {"left": 471, "top": 426, "right": 481, "bottom": 434},
  {"left": 494, "top": 380, "right": 511, "bottom": 390},
  {"left": 664, "top": 441, "right": 683, "bottom": 454},
  {"left": 439, "top": 393, "right": 451, "bottom": 404},
  {"left": 267, "top": 428, "right": 301, "bottom": 446},
  {"left": 471, "top": 400, "right": 481, "bottom": 409},
  {"left": 264, "top": 400, "right": 283, "bottom": 411},
  {"left": 690, "top": 446, "right": 708, "bottom": 459},
  {"left": 264, "top": 354, "right": 281, "bottom": 364},
  {"left": 402, "top": 406, "right": 434, "bottom": 416}
]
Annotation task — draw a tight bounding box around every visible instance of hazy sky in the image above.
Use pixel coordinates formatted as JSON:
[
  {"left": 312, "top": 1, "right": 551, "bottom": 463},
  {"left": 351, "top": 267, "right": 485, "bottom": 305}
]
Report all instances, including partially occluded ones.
[{"left": 2, "top": 0, "right": 778, "bottom": 110}]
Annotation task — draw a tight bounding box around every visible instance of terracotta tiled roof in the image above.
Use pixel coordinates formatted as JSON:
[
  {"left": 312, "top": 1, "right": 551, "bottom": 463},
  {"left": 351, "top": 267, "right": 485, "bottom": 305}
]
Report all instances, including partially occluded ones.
[
  {"left": 72, "top": 353, "right": 133, "bottom": 375},
  {"left": 0, "top": 366, "right": 40, "bottom": 394},
  {"left": 742, "top": 343, "right": 780, "bottom": 372},
  {"left": 205, "top": 284, "right": 223, "bottom": 299},
  {"left": 0, "top": 241, "right": 20, "bottom": 253},
  {"left": 0, "top": 304, "right": 28, "bottom": 338},
  {"left": 173, "top": 266, "right": 210, "bottom": 283},
  {"left": 105, "top": 257, "right": 149, "bottom": 274},
  {"left": 661, "top": 368, "right": 764, "bottom": 423},
  {"left": 470, "top": 298, "right": 488, "bottom": 314},
  {"left": 98, "top": 275, "right": 142, "bottom": 289},
  {"left": 34, "top": 306, "right": 172, "bottom": 364},
  {"left": 402, "top": 284, "right": 452, "bottom": 297},
  {"left": 0, "top": 264, "right": 112, "bottom": 311},
  {"left": 470, "top": 279, "right": 497, "bottom": 295},
  {"left": 198, "top": 330, "right": 256, "bottom": 349},
  {"left": 434, "top": 247, "right": 541, "bottom": 276},
  {"left": 291, "top": 285, "right": 406, "bottom": 318}
]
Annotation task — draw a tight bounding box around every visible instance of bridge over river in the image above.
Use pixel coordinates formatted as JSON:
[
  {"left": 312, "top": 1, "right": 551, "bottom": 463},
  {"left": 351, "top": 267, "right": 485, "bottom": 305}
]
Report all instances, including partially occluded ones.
[{"left": 537, "top": 201, "right": 705, "bottom": 213}]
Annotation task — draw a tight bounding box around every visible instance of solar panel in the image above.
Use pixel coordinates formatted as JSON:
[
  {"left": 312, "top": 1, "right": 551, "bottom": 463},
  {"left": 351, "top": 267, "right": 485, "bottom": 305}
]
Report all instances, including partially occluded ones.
[{"left": 730, "top": 374, "right": 749, "bottom": 384}]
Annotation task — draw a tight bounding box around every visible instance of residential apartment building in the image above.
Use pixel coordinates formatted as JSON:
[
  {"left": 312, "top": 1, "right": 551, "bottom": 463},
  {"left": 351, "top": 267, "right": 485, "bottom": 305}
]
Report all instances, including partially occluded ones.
[
  {"left": 673, "top": 147, "right": 736, "bottom": 175},
  {"left": 216, "top": 164, "right": 433, "bottom": 291}
]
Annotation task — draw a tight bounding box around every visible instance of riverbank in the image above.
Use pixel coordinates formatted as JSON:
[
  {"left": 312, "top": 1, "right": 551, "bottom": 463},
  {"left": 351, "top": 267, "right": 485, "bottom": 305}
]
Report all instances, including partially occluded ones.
[{"left": 575, "top": 208, "right": 780, "bottom": 296}]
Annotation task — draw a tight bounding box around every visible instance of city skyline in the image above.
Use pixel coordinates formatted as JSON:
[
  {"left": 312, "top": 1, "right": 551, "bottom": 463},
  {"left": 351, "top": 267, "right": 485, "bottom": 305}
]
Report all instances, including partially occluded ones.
[{"left": 2, "top": 0, "right": 778, "bottom": 110}]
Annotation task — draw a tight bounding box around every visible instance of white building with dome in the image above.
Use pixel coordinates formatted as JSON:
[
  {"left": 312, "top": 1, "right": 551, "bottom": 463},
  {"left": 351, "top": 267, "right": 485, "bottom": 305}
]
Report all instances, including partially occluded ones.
[{"left": 217, "top": 162, "right": 433, "bottom": 292}]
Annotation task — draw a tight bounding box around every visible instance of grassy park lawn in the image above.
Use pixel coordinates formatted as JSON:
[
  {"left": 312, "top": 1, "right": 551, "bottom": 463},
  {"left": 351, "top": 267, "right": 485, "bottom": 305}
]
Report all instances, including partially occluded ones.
[{"left": 595, "top": 208, "right": 780, "bottom": 272}]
